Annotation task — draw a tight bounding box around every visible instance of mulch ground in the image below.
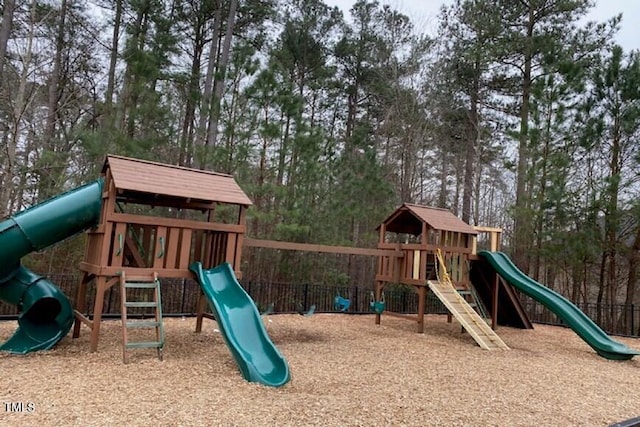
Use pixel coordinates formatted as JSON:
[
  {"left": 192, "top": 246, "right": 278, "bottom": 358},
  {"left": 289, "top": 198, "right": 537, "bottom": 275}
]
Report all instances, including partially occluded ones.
[{"left": 0, "top": 314, "right": 639, "bottom": 426}]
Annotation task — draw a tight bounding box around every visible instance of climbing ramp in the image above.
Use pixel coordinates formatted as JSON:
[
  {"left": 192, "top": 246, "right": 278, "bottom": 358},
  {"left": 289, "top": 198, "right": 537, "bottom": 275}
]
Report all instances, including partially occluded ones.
[
  {"left": 427, "top": 280, "right": 509, "bottom": 350},
  {"left": 429, "top": 248, "right": 508, "bottom": 351}
]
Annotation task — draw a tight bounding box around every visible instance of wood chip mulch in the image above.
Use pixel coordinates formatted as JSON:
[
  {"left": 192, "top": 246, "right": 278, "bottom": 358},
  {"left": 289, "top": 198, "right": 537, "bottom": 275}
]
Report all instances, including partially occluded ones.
[{"left": 1, "top": 314, "right": 639, "bottom": 426}]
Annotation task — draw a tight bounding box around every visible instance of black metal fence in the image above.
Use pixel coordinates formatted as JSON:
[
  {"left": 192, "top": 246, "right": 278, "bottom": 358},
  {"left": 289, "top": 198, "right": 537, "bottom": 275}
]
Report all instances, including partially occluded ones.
[
  {"left": 520, "top": 298, "right": 640, "bottom": 338},
  {"left": 2, "top": 274, "right": 639, "bottom": 338}
]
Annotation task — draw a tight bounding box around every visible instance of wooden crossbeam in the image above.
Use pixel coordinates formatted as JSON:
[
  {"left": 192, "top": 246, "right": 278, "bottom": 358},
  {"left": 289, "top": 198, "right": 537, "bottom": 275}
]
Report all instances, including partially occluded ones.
[{"left": 244, "top": 238, "right": 404, "bottom": 258}]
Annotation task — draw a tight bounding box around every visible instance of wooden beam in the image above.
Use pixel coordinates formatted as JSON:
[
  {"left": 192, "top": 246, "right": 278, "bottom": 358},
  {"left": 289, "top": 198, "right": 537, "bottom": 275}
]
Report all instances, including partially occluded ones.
[
  {"left": 73, "top": 311, "right": 93, "bottom": 329},
  {"left": 417, "top": 286, "right": 426, "bottom": 333},
  {"left": 110, "top": 212, "right": 246, "bottom": 233},
  {"left": 79, "top": 263, "right": 194, "bottom": 279},
  {"left": 116, "top": 193, "right": 217, "bottom": 210},
  {"left": 473, "top": 226, "right": 503, "bottom": 233},
  {"left": 382, "top": 311, "right": 420, "bottom": 322},
  {"left": 124, "top": 233, "right": 146, "bottom": 267},
  {"left": 244, "top": 238, "right": 403, "bottom": 257}
]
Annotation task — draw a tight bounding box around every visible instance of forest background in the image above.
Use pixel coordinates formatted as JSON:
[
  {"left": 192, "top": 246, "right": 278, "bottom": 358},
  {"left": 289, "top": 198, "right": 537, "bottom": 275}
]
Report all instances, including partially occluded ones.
[{"left": 0, "top": 0, "right": 639, "bottom": 322}]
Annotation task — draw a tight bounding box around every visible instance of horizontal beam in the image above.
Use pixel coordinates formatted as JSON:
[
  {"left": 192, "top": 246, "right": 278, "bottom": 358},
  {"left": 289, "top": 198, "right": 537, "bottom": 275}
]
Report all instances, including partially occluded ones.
[
  {"left": 377, "top": 242, "right": 473, "bottom": 253},
  {"left": 244, "top": 238, "right": 404, "bottom": 257},
  {"left": 108, "top": 212, "right": 245, "bottom": 233},
  {"left": 473, "top": 226, "right": 503, "bottom": 233},
  {"left": 381, "top": 311, "right": 420, "bottom": 322},
  {"left": 80, "top": 263, "right": 194, "bottom": 279}
]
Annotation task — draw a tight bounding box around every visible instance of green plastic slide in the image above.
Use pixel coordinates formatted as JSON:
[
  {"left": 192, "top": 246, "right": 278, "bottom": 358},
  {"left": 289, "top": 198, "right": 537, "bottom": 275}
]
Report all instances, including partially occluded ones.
[
  {"left": 0, "top": 180, "right": 103, "bottom": 353},
  {"left": 190, "top": 262, "right": 291, "bottom": 387},
  {"left": 480, "top": 251, "right": 640, "bottom": 360}
]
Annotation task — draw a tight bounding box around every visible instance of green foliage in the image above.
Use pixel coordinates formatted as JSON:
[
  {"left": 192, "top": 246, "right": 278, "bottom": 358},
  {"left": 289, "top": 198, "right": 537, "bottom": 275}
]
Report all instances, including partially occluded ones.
[{"left": 3, "top": 0, "right": 640, "bottom": 309}]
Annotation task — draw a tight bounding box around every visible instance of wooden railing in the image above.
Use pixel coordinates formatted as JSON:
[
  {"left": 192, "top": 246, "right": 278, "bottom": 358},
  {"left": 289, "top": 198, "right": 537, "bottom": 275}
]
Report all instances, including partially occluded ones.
[{"left": 375, "top": 244, "right": 471, "bottom": 287}]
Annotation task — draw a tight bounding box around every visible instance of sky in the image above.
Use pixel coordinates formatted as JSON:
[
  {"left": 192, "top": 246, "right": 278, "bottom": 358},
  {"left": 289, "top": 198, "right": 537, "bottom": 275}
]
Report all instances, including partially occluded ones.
[{"left": 323, "top": 0, "right": 640, "bottom": 53}]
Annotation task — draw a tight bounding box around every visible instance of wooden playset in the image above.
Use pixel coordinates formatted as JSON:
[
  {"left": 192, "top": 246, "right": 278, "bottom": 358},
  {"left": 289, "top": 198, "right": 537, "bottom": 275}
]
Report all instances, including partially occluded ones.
[
  {"left": 68, "top": 154, "right": 529, "bottom": 356},
  {"left": 72, "top": 155, "right": 252, "bottom": 352},
  {"left": 372, "top": 203, "right": 529, "bottom": 349}
]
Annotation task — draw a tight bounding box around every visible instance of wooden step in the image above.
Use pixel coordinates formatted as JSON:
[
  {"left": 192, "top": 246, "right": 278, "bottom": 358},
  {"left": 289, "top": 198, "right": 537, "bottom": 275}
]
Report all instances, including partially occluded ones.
[
  {"left": 124, "top": 301, "right": 158, "bottom": 308},
  {"left": 126, "top": 341, "right": 163, "bottom": 349},
  {"left": 124, "top": 282, "right": 158, "bottom": 289},
  {"left": 126, "top": 320, "right": 162, "bottom": 328},
  {"left": 120, "top": 271, "right": 165, "bottom": 363}
]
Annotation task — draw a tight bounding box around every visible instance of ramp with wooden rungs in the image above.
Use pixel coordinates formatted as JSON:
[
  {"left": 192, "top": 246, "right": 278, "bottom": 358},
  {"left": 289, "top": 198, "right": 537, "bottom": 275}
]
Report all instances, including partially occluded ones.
[{"left": 427, "top": 280, "right": 509, "bottom": 351}]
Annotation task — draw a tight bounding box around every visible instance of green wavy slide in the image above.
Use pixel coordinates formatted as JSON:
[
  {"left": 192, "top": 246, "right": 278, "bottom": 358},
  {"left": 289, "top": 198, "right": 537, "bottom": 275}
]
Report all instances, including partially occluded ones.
[
  {"left": 190, "top": 262, "right": 291, "bottom": 387},
  {"left": 480, "top": 251, "right": 639, "bottom": 360},
  {"left": 0, "top": 180, "right": 103, "bottom": 353}
]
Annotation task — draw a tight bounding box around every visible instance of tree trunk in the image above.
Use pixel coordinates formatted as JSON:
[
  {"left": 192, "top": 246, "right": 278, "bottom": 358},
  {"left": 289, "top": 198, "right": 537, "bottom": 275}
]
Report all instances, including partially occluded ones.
[
  {"left": 0, "top": 0, "right": 16, "bottom": 88},
  {"left": 597, "top": 250, "right": 606, "bottom": 326},
  {"left": 438, "top": 143, "right": 447, "bottom": 208},
  {"left": 513, "top": 6, "right": 535, "bottom": 274},
  {"left": 0, "top": 0, "right": 16, "bottom": 216},
  {"left": 178, "top": 10, "right": 206, "bottom": 167},
  {"left": 118, "top": 4, "right": 148, "bottom": 136},
  {"left": 605, "top": 116, "right": 622, "bottom": 328},
  {"left": 194, "top": 0, "right": 222, "bottom": 164},
  {"left": 462, "top": 57, "right": 480, "bottom": 224},
  {"left": 204, "top": 0, "right": 238, "bottom": 162},
  {"left": 1, "top": 0, "right": 36, "bottom": 216},
  {"left": 38, "top": 0, "right": 68, "bottom": 198},
  {"left": 105, "top": 0, "right": 123, "bottom": 118},
  {"left": 625, "top": 225, "right": 640, "bottom": 333}
]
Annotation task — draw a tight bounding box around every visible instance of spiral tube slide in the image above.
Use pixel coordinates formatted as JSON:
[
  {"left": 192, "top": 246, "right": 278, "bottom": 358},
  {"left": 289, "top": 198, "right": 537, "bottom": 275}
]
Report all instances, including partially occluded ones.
[{"left": 0, "top": 180, "right": 103, "bottom": 353}]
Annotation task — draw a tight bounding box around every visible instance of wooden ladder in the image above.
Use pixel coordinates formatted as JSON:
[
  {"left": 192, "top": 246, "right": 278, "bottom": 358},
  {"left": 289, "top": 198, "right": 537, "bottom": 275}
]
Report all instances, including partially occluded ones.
[{"left": 119, "top": 271, "right": 165, "bottom": 363}]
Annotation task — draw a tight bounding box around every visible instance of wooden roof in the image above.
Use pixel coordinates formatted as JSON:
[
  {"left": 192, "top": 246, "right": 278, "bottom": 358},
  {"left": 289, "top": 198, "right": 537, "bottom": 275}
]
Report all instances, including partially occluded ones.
[
  {"left": 382, "top": 203, "right": 477, "bottom": 235},
  {"left": 103, "top": 155, "right": 252, "bottom": 206}
]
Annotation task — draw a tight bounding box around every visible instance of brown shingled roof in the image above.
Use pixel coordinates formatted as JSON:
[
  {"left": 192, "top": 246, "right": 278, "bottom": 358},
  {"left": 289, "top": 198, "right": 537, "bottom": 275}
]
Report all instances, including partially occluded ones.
[
  {"left": 382, "top": 203, "right": 477, "bottom": 235},
  {"left": 103, "top": 155, "right": 252, "bottom": 206}
]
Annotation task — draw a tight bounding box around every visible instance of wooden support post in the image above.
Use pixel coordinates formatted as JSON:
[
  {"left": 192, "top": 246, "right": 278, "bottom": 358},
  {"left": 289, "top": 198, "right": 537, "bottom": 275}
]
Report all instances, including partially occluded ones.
[
  {"left": 72, "top": 272, "right": 90, "bottom": 338},
  {"left": 417, "top": 286, "right": 426, "bottom": 333},
  {"left": 89, "top": 276, "right": 107, "bottom": 352},
  {"left": 195, "top": 293, "right": 207, "bottom": 333}
]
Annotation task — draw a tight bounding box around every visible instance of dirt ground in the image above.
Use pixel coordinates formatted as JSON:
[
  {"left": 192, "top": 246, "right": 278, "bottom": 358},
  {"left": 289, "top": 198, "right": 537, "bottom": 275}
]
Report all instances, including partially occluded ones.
[{"left": 0, "top": 314, "right": 638, "bottom": 427}]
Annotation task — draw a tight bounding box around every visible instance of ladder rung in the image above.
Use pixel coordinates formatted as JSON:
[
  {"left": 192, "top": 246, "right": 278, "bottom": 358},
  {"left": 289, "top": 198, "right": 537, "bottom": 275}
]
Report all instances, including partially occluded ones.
[
  {"left": 125, "top": 282, "right": 158, "bottom": 289},
  {"left": 124, "top": 302, "right": 158, "bottom": 308},
  {"left": 126, "top": 341, "right": 163, "bottom": 349},
  {"left": 126, "top": 320, "right": 161, "bottom": 328}
]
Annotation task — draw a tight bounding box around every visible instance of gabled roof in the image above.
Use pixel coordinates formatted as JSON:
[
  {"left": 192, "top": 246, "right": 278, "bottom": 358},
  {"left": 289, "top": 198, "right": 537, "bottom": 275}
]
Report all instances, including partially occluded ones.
[
  {"left": 103, "top": 155, "right": 252, "bottom": 206},
  {"left": 381, "top": 203, "right": 477, "bottom": 235}
]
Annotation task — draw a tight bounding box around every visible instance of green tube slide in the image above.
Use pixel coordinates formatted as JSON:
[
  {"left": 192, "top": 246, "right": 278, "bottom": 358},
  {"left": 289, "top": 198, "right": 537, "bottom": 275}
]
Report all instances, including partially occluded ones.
[
  {"left": 480, "top": 251, "right": 640, "bottom": 361},
  {"left": 190, "top": 262, "right": 291, "bottom": 387},
  {"left": 0, "top": 179, "right": 103, "bottom": 353}
]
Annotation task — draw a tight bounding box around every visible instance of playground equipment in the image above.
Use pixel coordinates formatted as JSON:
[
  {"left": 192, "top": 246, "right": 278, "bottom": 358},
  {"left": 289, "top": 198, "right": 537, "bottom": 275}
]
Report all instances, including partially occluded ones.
[
  {"left": 2, "top": 155, "right": 636, "bottom": 370},
  {"left": 369, "top": 292, "right": 385, "bottom": 314},
  {"left": 0, "top": 154, "right": 290, "bottom": 387},
  {"left": 334, "top": 294, "right": 351, "bottom": 312},
  {"left": 190, "top": 262, "right": 290, "bottom": 387},
  {"left": 0, "top": 180, "right": 103, "bottom": 353},
  {"left": 480, "top": 251, "right": 640, "bottom": 360},
  {"left": 372, "top": 202, "right": 637, "bottom": 359},
  {"left": 72, "top": 155, "right": 252, "bottom": 353},
  {"left": 373, "top": 203, "right": 531, "bottom": 336},
  {"left": 297, "top": 303, "right": 316, "bottom": 316},
  {"left": 119, "top": 271, "right": 165, "bottom": 363},
  {"left": 429, "top": 249, "right": 508, "bottom": 350}
]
